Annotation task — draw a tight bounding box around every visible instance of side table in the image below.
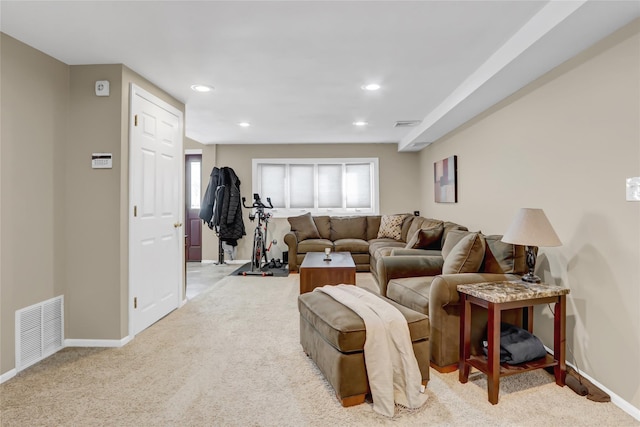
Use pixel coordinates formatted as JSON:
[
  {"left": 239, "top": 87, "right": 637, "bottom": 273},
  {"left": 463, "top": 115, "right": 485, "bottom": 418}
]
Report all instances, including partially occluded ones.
[{"left": 457, "top": 281, "right": 570, "bottom": 404}]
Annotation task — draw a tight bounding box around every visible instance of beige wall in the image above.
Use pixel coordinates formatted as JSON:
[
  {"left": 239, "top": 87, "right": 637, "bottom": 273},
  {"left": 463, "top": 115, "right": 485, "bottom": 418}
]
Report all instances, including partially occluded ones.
[
  {"left": 419, "top": 21, "right": 640, "bottom": 408},
  {"left": 0, "top": 35, "right": 185, "bottom": 376},
  {"left": 210, "top": 143, "right": 420, "bottom": 261},
  {"left": 65, "top": 64, "right": 124, "bottom": 340},
  {"left": 0, "top": 34, "right": 70, "bottom": 373}
]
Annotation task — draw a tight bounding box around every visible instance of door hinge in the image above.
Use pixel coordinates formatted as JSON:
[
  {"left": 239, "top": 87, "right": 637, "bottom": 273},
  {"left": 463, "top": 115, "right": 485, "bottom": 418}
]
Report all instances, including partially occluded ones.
[
  {"left": 134, "top": 114, "right": 138, "bottom": 126},
  {"left": 134, "top": 205, "right": 137, "bottom": 217},
  {"left": 134, "top": 297, "right": 137, "bottom": 309}
]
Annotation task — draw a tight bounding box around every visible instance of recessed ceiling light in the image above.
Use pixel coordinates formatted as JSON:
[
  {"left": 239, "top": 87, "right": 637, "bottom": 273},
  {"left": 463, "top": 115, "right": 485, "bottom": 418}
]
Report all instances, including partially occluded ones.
[
  {"left": 353, "top": 121, "right": 368, "bottom": 126},
  {"left": 238, "top": 122, "right": 251, "bottom": 127},
  {"left": 361, "top": 83, "right": 381, "bottom": 91},
  {"left": 190, "top": 84, "right": 214, "bottom": 92}
]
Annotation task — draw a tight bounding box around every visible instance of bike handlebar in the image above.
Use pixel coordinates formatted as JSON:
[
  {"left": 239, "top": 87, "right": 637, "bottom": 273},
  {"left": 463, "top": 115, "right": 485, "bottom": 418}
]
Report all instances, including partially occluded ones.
[{"left": 242, "top": 193, "right": 273, "bottom": 210}]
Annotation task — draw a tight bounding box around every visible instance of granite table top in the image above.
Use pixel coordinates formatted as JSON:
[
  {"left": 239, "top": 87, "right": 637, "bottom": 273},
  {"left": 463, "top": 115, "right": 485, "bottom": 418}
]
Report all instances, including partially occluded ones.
[{"left": 457, "top": 281, "right": 570, "bottom": 304}]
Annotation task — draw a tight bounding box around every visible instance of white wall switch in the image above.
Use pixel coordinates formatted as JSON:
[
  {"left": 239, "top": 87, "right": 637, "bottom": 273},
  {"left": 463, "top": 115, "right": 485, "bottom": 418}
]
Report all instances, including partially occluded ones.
[
  {"left": 95, "top": 80, "right": 110, "bottom": 96},
  {"left": 92, "top": 153, "right": 113, "bottom": 169},
  {"left": 626, "top": 177, "right": 640, "bottom": 201}
]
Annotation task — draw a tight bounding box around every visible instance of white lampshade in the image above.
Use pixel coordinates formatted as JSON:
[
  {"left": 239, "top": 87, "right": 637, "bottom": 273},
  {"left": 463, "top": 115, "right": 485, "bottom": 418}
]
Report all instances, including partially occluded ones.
[{"left": 502, "top": 208, "right": 562, "bottom": 247}]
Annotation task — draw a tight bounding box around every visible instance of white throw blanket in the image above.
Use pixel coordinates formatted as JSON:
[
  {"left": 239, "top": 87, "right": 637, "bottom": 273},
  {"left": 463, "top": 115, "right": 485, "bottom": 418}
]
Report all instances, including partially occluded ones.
[{"left": 314, "top": 284, "right": 428, "bottom": 417}]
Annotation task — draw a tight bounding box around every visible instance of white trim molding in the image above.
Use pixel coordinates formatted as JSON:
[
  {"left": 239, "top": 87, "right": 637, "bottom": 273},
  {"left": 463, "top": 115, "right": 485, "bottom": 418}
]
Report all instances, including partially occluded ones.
[
  {"left": 65, "top": 336, "right": 132, "bottom": 348},
  {"left": 0, "top": 369, "right": 17, "bottom": 384},
  {"left": 544, "top": 345, "right": 640, "bottom": 421}
]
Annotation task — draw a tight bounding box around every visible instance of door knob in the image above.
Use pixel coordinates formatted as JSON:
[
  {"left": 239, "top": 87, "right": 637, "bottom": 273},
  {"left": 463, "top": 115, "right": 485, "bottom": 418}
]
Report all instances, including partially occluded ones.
[{"left": 174, "top": 222, "right": 183, "bottom": 228}]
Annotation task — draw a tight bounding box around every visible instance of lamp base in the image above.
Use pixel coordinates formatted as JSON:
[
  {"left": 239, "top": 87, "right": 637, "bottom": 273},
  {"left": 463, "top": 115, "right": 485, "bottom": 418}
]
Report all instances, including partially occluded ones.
[{"left": 521, "top": 273, "right": 541, "bottom": 283}]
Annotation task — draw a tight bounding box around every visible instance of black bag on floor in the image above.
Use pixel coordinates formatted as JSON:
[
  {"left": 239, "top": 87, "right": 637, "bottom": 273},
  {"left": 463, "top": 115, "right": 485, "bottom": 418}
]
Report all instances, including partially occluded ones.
[{"left": 482, "top": 322, "right": 547, "bottom": 364}]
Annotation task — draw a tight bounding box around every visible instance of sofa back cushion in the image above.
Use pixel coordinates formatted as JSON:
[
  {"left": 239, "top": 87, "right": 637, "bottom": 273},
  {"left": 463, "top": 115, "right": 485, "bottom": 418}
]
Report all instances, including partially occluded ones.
[
  {"left": 442, "top": 231, "right": 486, "bottom": 274},
  {"left": 330, "top": 216, "right": 367, "bottom": 240},
  {"left": 366, "top": 216, "right": 382, "bottom": 241},
  {"left": 400, "top": 215, "right": 415, "bottom": 242},
  {"left": 406, "top": 217, "right": 443, "bottom": 242},
  {"left": 288, "top": 213, "right": 320, "bottom": 241},
  {"left": 441, "top": 221, "right": 469, "bottom": 247},
  {"left": 313, "top": 216, "right": 332, "bottom": 240},
  {"left": 405, "top": 223, "right": 444, "bottom": 249},
  {"left": 482, "top": 235, "right": 527, "bottom": 274}
]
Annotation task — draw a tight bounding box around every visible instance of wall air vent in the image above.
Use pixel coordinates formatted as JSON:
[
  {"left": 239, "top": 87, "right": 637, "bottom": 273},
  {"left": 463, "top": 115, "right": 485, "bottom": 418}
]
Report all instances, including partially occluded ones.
[
  {"left": 15, "top": 295, "right": 64, "bottom": 371},
  {"left": 394, "top": 120, "right": 422, "bottom": 127}
]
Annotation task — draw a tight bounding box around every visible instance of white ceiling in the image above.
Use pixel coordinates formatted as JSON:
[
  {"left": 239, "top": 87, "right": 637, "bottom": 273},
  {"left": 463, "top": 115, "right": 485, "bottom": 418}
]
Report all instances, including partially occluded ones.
[{"left": 1, "top": 1, "right": 638, "bottom": 151}]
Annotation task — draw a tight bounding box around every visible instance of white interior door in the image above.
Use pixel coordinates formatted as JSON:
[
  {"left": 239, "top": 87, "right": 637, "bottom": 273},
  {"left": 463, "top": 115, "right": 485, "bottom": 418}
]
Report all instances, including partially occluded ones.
[{"left": 129, "top": 84, "right": 183, "bottom": 336}]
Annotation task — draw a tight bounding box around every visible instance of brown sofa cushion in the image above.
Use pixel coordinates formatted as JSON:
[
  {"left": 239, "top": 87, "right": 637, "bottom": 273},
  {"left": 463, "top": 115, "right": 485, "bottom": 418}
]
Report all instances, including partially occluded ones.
[
  {"left": 482, "top": 234, "right": 527, "bottom": 274},
  {"left": 330, "top": 216, "right": 367, "bottom": 240},
  {"left": 298, "top": 239, "right": 334, "bottom": 254},
  {"left": 377, "top": 214, "right": 405, "bottom": 240},
  {"left": 442, "top": 231, "right": 485, "bottom": 274},
  {"left": 288, "top": 212, "right": 321, "bottom": 240},
  {"left": 334, "top": 238, "right": 369, "bottom": 254},
  {"left": 313, "top": 216, "right": 331, "bottom": 240},
  {"left": 366, "top": 216, "right": 382, "bottom": 241},
  {"left": 400, "top": 215, "right": 415, "bottom": 242},
  {"left": 441, "top": 221, "right": 469, "bottom": 247},
  {"left": 406, "top": 217, "right": 443, "bottom": 242},
  {"left": 405, "top": 224, "right": 444, "bottom": 250},
  {"left": 387, "top": 276, "right": 435, "bottom": 315}
]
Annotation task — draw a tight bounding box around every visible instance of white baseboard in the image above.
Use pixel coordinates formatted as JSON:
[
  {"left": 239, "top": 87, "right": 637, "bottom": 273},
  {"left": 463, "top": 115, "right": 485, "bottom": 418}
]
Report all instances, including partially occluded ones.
[
  {"left": 0, "top": 368, "right": 17, "bottom": 384},
  {"left": 65, "top": 336, "right": 132, "bottom": 348},
  {"left": 545, "top": 345, "right": 640, "bottom": 421}
]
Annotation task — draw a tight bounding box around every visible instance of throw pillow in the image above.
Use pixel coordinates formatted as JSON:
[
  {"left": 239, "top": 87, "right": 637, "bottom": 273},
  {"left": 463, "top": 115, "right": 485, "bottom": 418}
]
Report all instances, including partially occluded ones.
[
  {"left": 405, "top": 224, "right": 444, "bottom": 249},
  {"left": 376, "top": 214, "right": 405, "bottom": 240},
  {"left": 441, "top": 229, "right": 471, "bottom": 259},
  {"left": 287, "top": 212, "right": 321, "bottom": 241},
  {"left": 482, "top": 234, "right": 521, "bottom": 274},
  {"left": 442, "top": 232, "right": 486, "bottom": 274}
]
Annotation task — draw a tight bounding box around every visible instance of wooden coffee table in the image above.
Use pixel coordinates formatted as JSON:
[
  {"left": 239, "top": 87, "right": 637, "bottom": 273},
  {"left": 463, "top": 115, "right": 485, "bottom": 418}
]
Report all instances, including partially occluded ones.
[{"left": 299, "top": 252, "right": 356, "bottom": 294}]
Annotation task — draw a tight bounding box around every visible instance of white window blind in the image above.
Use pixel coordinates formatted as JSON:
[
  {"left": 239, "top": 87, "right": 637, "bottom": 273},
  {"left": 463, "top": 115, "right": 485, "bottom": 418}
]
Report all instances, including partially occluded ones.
[
  {"left": 318, "top": 164, "right": 342, "bottom": 208},
  {"left": 252, "top": 158, "right": 379, "bottom": 217},
  {"left": 290, "top": 164, "right": 314, "bottom": 208}
]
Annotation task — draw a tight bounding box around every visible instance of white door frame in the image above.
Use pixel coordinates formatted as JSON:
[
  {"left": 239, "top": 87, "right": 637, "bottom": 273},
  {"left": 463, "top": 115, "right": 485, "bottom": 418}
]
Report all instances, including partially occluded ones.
[{"left": 128, "top": 83, "right": 184, "bottom": 338}]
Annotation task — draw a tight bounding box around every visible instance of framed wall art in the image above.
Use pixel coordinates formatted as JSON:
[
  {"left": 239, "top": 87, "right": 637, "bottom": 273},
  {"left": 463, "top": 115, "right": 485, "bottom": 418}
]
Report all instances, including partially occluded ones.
[{"left": 434, "top": 155, "right": 457, "bottom": 203}]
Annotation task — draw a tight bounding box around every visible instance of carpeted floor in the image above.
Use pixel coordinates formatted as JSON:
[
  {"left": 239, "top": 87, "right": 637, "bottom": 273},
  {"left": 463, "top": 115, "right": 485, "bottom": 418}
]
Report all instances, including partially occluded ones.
[{"left": 1, "top": 274, "right": 637, "bottom": 426}]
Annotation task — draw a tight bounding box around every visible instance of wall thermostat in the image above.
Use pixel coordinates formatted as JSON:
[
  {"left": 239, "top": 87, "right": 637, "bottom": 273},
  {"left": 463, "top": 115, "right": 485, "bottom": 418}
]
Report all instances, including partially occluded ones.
[
  {"left": 95, "top": 80, "right": 110, "bottom": 97},
  {"left": 92, "top": 153, "right": 113, "bottom": 169}
]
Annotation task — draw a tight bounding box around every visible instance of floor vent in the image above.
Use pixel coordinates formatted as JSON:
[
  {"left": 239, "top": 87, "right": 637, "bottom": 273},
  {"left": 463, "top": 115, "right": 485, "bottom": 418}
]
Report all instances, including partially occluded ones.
[{"left": 15, "top": 295, "right": 64, "bottom": 371}]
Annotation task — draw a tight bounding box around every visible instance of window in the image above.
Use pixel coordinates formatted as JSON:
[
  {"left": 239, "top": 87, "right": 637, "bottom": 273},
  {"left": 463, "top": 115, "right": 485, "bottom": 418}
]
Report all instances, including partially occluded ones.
[
  {"left": 190, "top": 160, "right": 201, "bottom": 209},
  {"left": 252, "top": 158, "right": 379, "bottom": 217}
]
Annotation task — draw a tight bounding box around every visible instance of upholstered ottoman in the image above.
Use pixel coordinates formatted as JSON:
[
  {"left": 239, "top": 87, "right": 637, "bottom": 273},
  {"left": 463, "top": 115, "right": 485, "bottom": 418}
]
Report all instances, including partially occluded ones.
[{"left": 298, "top": 289, "right": 430, "bottom": 407}]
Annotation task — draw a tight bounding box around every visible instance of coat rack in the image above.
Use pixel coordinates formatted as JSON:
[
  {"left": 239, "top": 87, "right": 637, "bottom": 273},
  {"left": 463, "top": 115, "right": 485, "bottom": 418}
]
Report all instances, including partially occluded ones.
[
  {"left": 199, "top": 166, "right": 245, "bottom": 266},
  {"left": 215, "top": 238, "right": 226, "bottom": 265}
]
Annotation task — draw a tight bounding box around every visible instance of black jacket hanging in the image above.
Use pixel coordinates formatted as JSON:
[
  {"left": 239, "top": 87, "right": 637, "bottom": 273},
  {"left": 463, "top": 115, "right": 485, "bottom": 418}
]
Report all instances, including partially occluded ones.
[
  {"left": 199, "top": 167, "right": 220, "bottom": 228},
  {"left": 199, "top": 166, "right": 245, "bottom": 246}
]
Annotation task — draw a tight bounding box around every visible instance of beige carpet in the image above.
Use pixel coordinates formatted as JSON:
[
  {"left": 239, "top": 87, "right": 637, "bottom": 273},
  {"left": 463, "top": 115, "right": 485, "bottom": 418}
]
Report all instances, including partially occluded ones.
[{"left": 1, "top": 273, "right": 637, "bottom": 426}]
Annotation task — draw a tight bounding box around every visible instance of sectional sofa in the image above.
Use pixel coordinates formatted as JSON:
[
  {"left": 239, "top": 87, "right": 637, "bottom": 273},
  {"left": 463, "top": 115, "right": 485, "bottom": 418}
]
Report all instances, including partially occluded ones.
[
  {"left": 285, "top": 213, "right": 527, "bottom": 371},
  {"left": 283, "top": 212, "right": 467, "bottom": 274}
]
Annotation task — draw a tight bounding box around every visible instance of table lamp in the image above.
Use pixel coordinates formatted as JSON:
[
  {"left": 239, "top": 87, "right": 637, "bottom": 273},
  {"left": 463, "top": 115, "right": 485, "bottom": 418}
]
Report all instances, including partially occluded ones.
[{"left": 502, "top": 208, "right": 562, "bottom": 283}]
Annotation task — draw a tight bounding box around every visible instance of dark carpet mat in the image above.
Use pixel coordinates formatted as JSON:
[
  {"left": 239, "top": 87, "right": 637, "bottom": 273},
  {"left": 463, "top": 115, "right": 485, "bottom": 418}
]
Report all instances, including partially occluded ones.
[{"left": 230, "top": 262, "right": 290, "bottom": 277}]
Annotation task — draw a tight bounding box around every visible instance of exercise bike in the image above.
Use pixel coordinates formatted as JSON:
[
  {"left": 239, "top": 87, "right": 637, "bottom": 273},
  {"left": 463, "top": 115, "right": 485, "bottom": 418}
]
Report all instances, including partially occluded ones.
[{"left": 241, "top": 193, "right": 276, "bottom": 276}]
